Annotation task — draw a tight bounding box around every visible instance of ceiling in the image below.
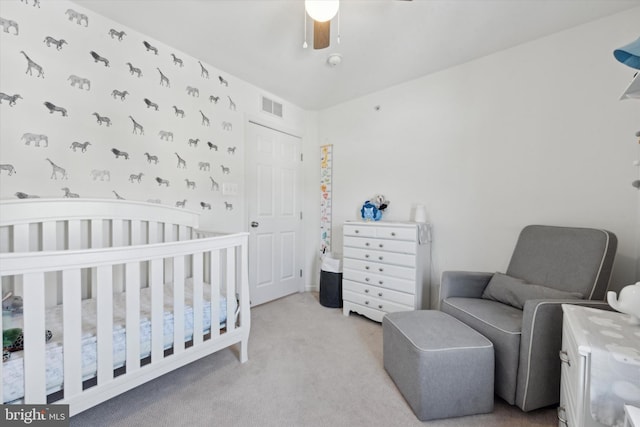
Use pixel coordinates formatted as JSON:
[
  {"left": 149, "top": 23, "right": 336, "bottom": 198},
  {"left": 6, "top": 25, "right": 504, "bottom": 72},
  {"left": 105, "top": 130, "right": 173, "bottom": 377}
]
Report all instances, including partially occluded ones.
[{"left": 73, "top": 0, "right": 640, "bottom": 110}]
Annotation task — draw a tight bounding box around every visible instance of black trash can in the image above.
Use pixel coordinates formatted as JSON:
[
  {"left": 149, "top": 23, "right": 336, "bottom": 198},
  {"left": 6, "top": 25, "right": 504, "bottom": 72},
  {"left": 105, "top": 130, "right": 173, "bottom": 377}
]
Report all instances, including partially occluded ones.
[{"left": 319, "top": 254, "right": 342, "bottom": 308}]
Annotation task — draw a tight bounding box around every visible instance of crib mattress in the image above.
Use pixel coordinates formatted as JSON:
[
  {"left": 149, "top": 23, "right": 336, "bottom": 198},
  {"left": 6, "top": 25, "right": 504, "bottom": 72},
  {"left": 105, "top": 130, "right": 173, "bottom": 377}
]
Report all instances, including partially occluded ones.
[{"left": 2, "top": 280, "right": 235, "bottom": 403}]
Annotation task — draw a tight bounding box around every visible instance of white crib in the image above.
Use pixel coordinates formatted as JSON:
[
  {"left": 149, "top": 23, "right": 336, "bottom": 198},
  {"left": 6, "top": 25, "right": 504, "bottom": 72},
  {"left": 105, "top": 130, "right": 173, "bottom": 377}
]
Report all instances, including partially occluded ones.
[{"left": 0, "top": 199, "right": 250, "bottom": 416}]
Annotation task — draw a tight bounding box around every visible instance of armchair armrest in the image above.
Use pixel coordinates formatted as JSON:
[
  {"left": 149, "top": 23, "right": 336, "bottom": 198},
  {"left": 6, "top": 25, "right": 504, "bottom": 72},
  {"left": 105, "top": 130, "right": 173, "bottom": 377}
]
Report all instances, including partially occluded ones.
[
  {"left": 439, "top": 271, "right": 493, "bottom": 303},
  {"left": 516, "top": 299, "right": 611, "bottom": 411}
]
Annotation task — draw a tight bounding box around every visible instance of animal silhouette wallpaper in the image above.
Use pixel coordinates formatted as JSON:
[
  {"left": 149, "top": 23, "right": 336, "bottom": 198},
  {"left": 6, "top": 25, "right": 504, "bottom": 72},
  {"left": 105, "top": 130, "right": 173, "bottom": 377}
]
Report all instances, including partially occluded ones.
[{"left": 0, "top": 0, "right": 254, "bottom": 231}]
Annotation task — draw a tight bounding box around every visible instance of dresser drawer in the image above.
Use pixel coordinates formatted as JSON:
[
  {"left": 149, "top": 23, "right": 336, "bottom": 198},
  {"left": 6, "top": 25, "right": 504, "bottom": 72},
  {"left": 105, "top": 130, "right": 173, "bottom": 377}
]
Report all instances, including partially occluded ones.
[
  {"left": 344, "top": 224, "right": 376, "bottom": 238},
  {"left": 343, "top": 247, "right": 416, "bottom": 268},
  {"left": 343, "top": 268, "right": 415, "bottom": 294},
  {"left": 343, "top": 223, "right": 417, "bottom": 242},
  {"left": 343, "top": 279, "right": 415, "bottom": 306},
  {"left": 374, "top": 226, "right": 416, "bottom": 241},
  {"left": 343, "top": 236, "right": 416, "bottom": 254},
  {"left": 343, "top": 290, "right": 413, "bottom": 314},
  {"left": 343, "top": 258, "right": 416, "bottom": 280}
]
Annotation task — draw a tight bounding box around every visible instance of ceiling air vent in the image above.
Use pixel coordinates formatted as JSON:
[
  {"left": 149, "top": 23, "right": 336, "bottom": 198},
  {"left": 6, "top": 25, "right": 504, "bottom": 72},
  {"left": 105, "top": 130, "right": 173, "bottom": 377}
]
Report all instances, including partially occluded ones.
[{"left": 261, "top": 95, "right": 283, "bottom": 118}]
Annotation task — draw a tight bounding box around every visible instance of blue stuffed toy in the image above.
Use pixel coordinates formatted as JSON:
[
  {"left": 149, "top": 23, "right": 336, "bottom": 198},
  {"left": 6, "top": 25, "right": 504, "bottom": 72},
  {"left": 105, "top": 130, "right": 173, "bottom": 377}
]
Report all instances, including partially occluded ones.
[{"left": 361, "top": 201, "right": 382, "bottom": 221}]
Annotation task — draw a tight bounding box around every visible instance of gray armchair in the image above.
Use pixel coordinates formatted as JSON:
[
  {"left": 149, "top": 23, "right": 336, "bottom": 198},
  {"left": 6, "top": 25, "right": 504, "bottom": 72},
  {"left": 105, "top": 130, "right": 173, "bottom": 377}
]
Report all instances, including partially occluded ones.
[{"left": 440, "top": 225, "right": 617, "bottom": 411}]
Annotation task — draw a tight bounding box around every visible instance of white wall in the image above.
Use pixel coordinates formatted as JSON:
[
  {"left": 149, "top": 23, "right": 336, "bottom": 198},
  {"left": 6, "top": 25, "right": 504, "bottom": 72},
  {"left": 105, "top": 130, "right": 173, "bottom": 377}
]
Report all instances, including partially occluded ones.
[{"left": 312, "top": 8, "right": 640, "bottom": 304}]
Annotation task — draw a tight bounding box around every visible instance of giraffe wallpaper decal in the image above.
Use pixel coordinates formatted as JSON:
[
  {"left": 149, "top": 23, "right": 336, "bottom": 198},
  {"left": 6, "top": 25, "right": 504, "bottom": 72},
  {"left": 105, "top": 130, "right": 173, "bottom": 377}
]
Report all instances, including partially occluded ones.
[{"left": 0, "top": 0, "right": 266, "bottom": 231}]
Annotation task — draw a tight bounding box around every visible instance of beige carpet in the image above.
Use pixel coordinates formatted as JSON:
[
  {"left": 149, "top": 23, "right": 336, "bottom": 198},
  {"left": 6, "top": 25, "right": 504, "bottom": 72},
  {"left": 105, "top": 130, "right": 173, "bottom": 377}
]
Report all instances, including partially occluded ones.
[{"left": 70, "top": 292, "right": 558, "bottom": 427}]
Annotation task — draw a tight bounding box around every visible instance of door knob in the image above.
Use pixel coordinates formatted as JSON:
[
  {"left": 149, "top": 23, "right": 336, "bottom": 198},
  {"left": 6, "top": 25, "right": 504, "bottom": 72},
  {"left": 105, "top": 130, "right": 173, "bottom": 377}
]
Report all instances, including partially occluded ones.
[{"left": 251, "top": 221, "right": 259, "bottom": 228}]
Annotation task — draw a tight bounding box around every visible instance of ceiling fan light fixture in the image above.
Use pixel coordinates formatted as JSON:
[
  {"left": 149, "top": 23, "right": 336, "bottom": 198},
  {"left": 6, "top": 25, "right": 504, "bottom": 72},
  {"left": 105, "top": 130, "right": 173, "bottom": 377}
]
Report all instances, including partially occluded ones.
[{"left": 305, "top": 0, "right": 339, "bottom": 23}]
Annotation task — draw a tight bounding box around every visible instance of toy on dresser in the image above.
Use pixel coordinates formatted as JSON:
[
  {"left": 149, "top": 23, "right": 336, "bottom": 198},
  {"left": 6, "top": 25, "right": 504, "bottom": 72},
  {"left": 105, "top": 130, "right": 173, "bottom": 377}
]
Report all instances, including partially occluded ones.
[{"left": 360, "top": 194, "right": 390, "bottom": 222}]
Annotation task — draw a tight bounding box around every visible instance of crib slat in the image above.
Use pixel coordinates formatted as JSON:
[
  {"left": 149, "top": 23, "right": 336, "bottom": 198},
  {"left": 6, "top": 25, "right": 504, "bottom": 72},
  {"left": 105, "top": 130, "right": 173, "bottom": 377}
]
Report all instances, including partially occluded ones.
[
  {"left": 226, "top": 247, "right": 236, "bottom": 332},
  {"left": 67, "top": 219, "right": 81, "bottom": 250},
  {"left": 131, "top": 220, "right": 142, "bottom": 245},
  {"left": 148, "top": 221, "right": 158, "bottom": 244},
  {"left": 164, "top": 222, "right": 174, "bottom": 243},
  {"left": 42, "top": 221, "right": 58, "bottom": 307},
  {"left": 112, "top": 220, "right": 125, "bottom": 293},
  {"left": 42, "top": 220, "right": 56, "bottom": 250},
  {"left": 11, "top": 223, "right": 29, "bottom": 297},
  {"left": 12, "top": 223, "right": 29, "bottom": 252},
  {"left": 90, "top": 219, "right": 103, "bottom": 248},
  {"left": 63, "top": 268, "right": 83, "bottom": 398},
  {"left": 178, "top": 225, "right": 187, "bottom": 242},
  {"left": 210, "top": 250, "right": 220, "bottom": 337},
  {"left": 96, "top": 265, "right": 114, "bottom": 384},
  {"left": 173, "top": 256, "right": 185, "bottom": 353},
  {"left": 125, "top": 262, "right": 141, "bottom": 373},
  {"left": 90, "top": 220, "right": 103, "bottom": 298},
  {"left": 112, "top": 219, "right": 123, "bottom": 247},
  {"left": 192, "top": 253, "right": 203, "bottom": 345},
  {"left": 150, "top": 258, "right": 163, "bottom": 362},
  {"left": 23, "top": 272, "right": 46, "bottom": 403}
]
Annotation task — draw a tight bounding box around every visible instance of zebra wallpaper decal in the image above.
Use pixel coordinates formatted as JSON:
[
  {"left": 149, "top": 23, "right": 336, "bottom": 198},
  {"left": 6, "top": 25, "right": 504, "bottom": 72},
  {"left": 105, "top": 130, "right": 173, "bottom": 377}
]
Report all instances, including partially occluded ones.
[
  {"left": 111, "top": 89, "right": 128, "bottom": 100},
  {"left": 70, "top": 141, "right": 91, "bottom": 152},
  {"left": 43, "top": 36, "right": 67, "bottom": 50},
  {"left": 126, "top": 62, "right": 143, "bottom": 77},
  {"left": 108, "top": 28, "right": 126, "bottom": 40},
  {"left": 0, "top": 0, "right": 249, "bottom": 231},
  {"left": 92, "top": 112, "right": 111, "bottom": 126}
]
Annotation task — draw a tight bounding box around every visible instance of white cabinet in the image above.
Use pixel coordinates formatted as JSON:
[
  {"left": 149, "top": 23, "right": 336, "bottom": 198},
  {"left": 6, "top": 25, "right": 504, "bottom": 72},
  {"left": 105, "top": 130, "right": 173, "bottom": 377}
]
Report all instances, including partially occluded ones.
[
  {"left": 558, "top": 305, "right": 602, "bottom": 427},
  {"left": 559, "top": 305, "right": 640, "bottom": 427},
  {"left": 342, "top": 221, "right": 430, "bottom": 323}
]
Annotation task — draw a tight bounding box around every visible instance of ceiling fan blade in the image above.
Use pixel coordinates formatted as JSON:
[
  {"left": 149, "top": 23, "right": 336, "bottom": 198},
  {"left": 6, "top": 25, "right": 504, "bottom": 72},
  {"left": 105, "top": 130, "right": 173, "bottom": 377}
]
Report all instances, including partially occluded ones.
[{"left": 313, "top": 20, "right": 330, "bottom": 49}]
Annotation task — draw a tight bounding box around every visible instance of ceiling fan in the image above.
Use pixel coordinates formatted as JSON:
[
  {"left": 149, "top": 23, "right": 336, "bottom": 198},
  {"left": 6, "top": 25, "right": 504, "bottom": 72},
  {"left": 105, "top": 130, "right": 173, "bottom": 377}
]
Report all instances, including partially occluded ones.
[{"left": 306, "top": 0, "right": 412, "bottom": 50}]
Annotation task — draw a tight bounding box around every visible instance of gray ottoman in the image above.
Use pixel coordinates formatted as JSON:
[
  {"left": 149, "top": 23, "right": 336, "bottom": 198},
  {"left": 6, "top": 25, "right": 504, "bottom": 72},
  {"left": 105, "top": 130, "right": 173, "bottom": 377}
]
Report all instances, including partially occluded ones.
[{"left": 383, "top": 310, "right": 494, "bottom": 421}]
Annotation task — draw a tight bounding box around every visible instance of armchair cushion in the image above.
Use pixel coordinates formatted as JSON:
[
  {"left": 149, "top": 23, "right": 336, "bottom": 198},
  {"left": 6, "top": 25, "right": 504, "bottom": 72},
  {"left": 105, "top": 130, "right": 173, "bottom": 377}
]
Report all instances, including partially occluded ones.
[{"left": 481, "top": 272, "right": 582, "bottom": 309}]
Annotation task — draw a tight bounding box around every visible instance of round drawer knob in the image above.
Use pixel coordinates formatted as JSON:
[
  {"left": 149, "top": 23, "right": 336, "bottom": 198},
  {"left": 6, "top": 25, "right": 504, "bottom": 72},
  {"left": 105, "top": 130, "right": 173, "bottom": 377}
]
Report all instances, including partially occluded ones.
[
  {"left": 378, "top": 292, "right": 382, "bottom": 297},
  {"left": 378, "top": 256, "right": 384, "bottom": 260},
  {"left": 355, "top": 230, "right": 360, "bottom": 234},
  {"left": 365, "top": 254, "right": 370, "bottom": 258},
  {"left": 378, "top": 268, "right": 384, "bottom": 272},
  {"left": 365, "top": 242, "right": 370, "bottom": 246},
  {"left": 390, "top": 232, "right": 396, "bottom": 237},
  {"left": 365, "top": 301, "right": 370, "bottom": 305},
  {"left": 378, "top": 244, "right": 384, "bottom": 248},
  {"left": 378, "top": 305, "right": 383, "bottom": 309},
  {"left": 365, "top": 266, "right": 370, "bottom": 270},
  {"left": 365, "top": 277, "right": 370, "bottom": 282},
  {"left": 365, "top": 289, "right": 369, "bottom": 293},
  {"left": 378, "top": 281, "right": 383, "bottom": 285}
]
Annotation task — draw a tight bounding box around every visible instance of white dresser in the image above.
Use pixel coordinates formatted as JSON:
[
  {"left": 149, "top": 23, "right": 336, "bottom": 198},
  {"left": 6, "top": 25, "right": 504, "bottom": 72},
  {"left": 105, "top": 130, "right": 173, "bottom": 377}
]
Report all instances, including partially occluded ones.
[
  {"left": 559, "top": 305, "right": 640, "bottom": 427},
  {"left": 342, "top": 221, "right": 430, "bottom": 323}
]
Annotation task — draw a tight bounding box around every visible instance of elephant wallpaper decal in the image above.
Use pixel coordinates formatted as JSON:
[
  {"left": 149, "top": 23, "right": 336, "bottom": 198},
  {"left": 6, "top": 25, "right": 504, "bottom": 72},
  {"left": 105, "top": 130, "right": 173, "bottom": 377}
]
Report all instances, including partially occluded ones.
[{"left": 0, "top": 0, "right": 247, "bottom": 231}]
